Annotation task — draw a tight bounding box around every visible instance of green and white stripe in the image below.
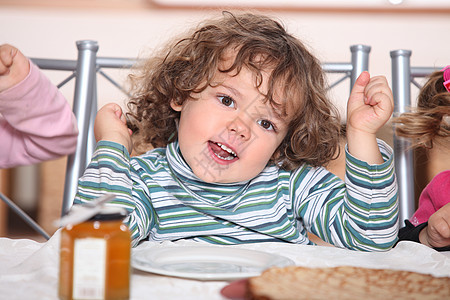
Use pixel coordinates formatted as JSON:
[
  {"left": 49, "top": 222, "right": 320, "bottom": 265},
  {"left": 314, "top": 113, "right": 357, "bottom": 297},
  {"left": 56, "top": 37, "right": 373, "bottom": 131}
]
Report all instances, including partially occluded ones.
[{"left": 75, "top": 139, "right": 398, "bottom": 251}]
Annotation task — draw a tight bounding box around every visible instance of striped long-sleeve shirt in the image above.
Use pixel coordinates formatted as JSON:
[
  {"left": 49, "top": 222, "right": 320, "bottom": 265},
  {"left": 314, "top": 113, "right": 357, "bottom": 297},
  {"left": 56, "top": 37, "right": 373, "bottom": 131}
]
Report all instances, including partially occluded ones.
[{"left": 74, "top": 139, "right": 398, "bottom": 251}]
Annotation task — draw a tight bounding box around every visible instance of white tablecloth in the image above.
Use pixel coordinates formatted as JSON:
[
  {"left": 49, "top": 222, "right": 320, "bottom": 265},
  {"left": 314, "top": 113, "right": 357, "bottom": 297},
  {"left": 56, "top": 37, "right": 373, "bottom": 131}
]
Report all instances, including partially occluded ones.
[{"left": 1, "top": 231, "right": 449, "bottom": 300}]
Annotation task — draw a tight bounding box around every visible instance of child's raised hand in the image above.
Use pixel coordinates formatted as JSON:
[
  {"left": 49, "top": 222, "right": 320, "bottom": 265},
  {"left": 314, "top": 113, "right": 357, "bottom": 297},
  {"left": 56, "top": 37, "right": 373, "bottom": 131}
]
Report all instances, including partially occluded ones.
[
  {"left": 94, "top": 103, "right": 133, "bottom": 153},
  {"left": 345, "top": 72, "right": 394, "bottom": 164},
  {"left": 0, "top": 44, "right": 30, "bottom": 93},
  {"left": 420, "top": 203, "right": 450, "bottom": 249},
  {"left": 346, "top": 71, "right": 394, "bottom": 135}
]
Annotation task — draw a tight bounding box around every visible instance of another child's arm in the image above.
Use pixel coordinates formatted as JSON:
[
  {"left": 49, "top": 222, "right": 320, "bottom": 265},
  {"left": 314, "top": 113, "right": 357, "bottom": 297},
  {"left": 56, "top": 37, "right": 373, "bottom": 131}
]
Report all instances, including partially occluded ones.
[
  {"left": 419, "top": 203, "right": 450, "bottom": 249},
  {"left": 0, "top": 44, "right": 30, "bottom": 91},
  {"left": 0, "top": 44, "right": 78, "bottom": 168},
  {"left": 346, "top": 72, "right": 394, "bottom": 164}
]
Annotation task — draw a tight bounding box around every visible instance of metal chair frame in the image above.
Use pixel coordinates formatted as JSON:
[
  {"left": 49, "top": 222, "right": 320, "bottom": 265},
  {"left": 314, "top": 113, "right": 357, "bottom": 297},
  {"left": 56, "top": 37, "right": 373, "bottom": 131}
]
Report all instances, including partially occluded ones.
[
  {"left": 5, "top": 41, "right": 371, "bottom": 239},
  {"left": 390, "top": 49, "right": 442, "bottom": 224},
  {"left": 31, "top": 41, "right": 136, "bottom": 216}
]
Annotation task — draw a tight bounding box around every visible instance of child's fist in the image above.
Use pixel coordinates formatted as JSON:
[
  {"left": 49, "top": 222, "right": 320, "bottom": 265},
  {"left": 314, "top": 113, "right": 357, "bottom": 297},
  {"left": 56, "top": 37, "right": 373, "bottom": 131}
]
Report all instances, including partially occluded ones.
[
  {"left": 94, "top": 103, "right": 133, "bottom": 153},
  {"left": 0, "top": 44, "right": 30, "bottom": 93},
  {"left": 347, "top": 72, "right": 394, "bottom": 135},
  {"left": 421, "top": 203, "right": 450, "bottom": 249}
]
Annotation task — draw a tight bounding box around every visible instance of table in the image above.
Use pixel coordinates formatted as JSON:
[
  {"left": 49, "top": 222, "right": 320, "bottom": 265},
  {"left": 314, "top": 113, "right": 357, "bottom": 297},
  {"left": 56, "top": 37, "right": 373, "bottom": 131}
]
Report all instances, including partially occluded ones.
[{"left": 1, "top": 231, "right": 449, "bottom": 299}]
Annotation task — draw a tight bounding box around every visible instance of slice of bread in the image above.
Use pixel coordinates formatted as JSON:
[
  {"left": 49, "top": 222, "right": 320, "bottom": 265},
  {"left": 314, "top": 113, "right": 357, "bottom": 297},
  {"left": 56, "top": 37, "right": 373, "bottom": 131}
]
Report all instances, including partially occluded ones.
[{"left": 246, "top": 265, "right": 450, "bottom": 300}]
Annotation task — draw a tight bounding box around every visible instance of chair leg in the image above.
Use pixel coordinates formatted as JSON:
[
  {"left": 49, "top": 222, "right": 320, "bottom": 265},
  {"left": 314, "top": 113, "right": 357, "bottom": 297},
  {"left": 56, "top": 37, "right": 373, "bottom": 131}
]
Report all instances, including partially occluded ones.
[
  {"left": 390, "top": 50, "right": 415, "bottom": 224},
  {"left": 62, "top": 40, "right": 99, "bottom": 216},
  {"left": 0, "top": 192, "right": 50, "bottom": 240}
]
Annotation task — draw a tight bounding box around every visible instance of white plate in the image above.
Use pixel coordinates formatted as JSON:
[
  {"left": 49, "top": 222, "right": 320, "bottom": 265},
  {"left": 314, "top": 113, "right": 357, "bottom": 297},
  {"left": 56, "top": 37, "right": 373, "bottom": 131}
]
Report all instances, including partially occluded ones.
[{"left": 132, "top": 245, "right": 295, "bottom": 281}]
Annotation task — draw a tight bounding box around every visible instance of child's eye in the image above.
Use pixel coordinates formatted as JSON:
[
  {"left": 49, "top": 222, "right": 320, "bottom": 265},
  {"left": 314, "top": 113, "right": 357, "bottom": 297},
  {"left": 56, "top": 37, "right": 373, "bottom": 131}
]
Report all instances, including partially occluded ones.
[
  {"left": 218, "top": 95, "right": 235, "bottom": 108},
  {"left": 258, "top": 119, "right": 275, "bottom": 131}
]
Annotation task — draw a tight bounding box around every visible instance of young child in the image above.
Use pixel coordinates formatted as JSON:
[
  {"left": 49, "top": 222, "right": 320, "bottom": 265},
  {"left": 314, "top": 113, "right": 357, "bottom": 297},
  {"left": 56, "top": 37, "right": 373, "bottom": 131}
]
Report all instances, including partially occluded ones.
[
  {"left": 0, "top": 44, "right": 78, "bottom": 168},
  {"left": 74, "top": 12, "right": 398, "bottom": 251},
  {"left": 394, "top": 66, "right": 450, "bottom": 251}
]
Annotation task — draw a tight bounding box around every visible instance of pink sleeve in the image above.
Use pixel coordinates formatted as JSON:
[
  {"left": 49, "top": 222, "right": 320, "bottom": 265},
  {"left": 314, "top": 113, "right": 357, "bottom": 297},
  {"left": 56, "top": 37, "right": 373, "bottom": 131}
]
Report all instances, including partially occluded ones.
[
  {"left": 410, "top": 170, "right": 450, "bottom": 226},
  {"left": 0, "top": 61, "right": 78, "bottom": 168}
]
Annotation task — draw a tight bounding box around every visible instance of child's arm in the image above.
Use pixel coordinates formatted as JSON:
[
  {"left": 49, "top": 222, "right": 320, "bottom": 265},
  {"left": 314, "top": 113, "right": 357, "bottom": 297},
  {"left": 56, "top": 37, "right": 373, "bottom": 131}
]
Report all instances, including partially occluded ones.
[
  {"left": 94, "top": 103, "right": 133, "bottom": 154},
  {"left": 419, "top": 203, "right": 450, "bottom": 249},
  {"left": 0, "top": 44, "right": 30, "bottom": 92},
  {"left": 0, "top": 44, "right": 78, "bottom": 168},
  {"left": 346, "top": 72, "right": 394, "bottom": 164},
  {"left": 298, "top": 74, "right": 397, "bottom": 251}
]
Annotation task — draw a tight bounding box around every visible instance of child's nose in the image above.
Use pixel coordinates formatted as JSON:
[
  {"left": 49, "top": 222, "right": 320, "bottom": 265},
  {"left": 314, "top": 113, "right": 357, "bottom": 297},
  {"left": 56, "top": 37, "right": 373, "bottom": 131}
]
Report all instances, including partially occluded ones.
[{"left": 227, "top": 116, "right": 251, "bottom": 141}]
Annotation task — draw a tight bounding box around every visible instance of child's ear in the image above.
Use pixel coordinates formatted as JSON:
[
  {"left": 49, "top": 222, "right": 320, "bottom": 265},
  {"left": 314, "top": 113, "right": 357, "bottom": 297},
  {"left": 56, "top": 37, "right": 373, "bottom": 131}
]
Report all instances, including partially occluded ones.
[{"left": 170, "top": 99, "right": 182, "bottom": 112}]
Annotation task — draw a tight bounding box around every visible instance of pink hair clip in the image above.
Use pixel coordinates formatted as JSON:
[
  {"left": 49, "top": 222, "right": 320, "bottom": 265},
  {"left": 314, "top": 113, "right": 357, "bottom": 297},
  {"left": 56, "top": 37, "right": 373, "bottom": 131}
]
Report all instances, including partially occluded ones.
[{"left": 443, "top": 65, "right": 450, "bottom": 92}]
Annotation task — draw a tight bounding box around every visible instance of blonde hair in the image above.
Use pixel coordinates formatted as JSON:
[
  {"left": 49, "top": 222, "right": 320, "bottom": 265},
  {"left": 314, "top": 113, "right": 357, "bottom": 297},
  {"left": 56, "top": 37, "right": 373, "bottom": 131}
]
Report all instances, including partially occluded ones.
[
  {"left": 126, "top": 11, "right": 341, "bottom": 170},
  {"left": 393, "top": 70, "right": 450, "bottom": 149}
]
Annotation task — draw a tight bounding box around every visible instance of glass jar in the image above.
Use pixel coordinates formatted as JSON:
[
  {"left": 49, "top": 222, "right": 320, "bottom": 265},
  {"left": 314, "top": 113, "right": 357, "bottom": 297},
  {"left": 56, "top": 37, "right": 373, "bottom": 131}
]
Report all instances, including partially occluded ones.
[{"left": 59, "top": 207, "right": 131, "bottom": 300}]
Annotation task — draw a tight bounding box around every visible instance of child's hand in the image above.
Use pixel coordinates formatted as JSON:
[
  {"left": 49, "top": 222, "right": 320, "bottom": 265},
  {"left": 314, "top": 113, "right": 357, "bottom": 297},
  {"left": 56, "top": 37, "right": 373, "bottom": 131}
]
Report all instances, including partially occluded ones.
[
  {"left": 94, "top": 103, "right": 133, "bottom": 153},
  {"left": 346, "top": 71, "right": 394, "bottom": 135},
  {"left": 420, "top": 203, "right": 450, "bottom": 249},
  {"left": 345, "top": 72, "right": 394, "bottom": 164},
  {"left": 0, "top": 44, "right": 30, "bottom": 93}
]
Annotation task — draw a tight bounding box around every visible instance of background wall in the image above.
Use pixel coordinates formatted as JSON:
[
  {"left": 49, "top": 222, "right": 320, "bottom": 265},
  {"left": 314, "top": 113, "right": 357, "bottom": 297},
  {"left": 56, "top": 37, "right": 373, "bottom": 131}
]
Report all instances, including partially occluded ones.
[
  {"left": 1, "top": 1, "right": 449, "bottom": 237},
  {"left": 2, "top": 3, "right": 450, "bottom": 114}
]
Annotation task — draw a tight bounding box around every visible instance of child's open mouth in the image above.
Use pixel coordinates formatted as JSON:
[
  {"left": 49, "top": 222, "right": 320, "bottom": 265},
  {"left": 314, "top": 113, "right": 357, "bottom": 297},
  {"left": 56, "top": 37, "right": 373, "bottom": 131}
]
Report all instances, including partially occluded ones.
[{"left": 208, "top": 141, "right": 238, "bottom": 162}]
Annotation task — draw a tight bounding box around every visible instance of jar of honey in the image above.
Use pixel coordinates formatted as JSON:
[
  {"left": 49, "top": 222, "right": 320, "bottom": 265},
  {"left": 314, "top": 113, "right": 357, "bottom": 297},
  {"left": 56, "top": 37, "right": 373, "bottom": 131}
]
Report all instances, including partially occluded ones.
[{"left": 59, "top": 206, "right": 131, "bottom": 300}]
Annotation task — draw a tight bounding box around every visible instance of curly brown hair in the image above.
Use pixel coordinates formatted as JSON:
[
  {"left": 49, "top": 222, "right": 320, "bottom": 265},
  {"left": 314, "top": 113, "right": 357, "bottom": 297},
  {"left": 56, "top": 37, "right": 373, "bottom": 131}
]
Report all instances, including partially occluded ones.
[
  {"left": 393, "top": 70, "right": 450, "bottom": 149},
  {"left": 126, "top": 11, "right": 341, "bottom": 170}
]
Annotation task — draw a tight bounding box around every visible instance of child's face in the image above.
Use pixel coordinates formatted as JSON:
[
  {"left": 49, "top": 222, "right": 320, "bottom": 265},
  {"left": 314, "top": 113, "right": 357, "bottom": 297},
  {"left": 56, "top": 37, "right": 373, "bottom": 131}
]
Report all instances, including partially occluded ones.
[{"left": 171, "top": 63, "right": 290, "bottom": 183}]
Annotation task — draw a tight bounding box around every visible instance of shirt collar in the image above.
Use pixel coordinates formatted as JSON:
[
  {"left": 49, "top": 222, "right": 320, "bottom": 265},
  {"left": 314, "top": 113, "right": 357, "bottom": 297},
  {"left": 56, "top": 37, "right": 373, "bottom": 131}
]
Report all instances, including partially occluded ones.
[{"left": 166, "top": 140, "right": 249, "bottom": 196}]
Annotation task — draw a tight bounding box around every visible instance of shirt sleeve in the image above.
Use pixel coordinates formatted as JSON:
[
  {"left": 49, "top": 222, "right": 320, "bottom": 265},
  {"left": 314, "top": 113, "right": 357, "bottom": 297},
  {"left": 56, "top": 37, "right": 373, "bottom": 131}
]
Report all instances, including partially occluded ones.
[
  {"left": 296, "top": 139, "right": 399, "bottom": 251},
  {"left": 410, "top": 170, "right": 450, "bottom": 226},
  {"left": 74, "top": 141, "right": 151, "bottom": 247},
  {"left": 398, "top": 220, "right": 426, "bottom": 243},
  {"left": 0, "top": 60, "right": 78, "bottom": 168}
]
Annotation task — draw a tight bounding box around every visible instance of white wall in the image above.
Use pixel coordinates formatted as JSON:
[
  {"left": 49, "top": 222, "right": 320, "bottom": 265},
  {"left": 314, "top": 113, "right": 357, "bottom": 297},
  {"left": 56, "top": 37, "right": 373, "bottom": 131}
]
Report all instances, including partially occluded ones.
[{"left": 1, "top": 6, "right": 449, "bottom": 114}]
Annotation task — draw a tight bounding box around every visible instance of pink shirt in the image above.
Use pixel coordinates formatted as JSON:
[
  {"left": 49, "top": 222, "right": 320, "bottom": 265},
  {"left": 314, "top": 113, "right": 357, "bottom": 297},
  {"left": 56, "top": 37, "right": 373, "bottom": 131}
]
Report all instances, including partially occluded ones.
[
  {"left": 0, "top": 61, "right": 78, "bottom": 168},
  {"left": 410, "top": 170, "right": 450, "bottom": 226}
]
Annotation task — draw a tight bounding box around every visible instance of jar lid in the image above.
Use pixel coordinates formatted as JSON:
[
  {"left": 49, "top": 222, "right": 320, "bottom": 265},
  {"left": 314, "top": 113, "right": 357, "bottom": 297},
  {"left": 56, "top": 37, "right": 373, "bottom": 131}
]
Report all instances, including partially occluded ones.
[
  {"left": 55, "top": 194, "right": 127, "bottom": 227},
  {"left": 89, "top": 206, "right": 128, "bottom": 221}
]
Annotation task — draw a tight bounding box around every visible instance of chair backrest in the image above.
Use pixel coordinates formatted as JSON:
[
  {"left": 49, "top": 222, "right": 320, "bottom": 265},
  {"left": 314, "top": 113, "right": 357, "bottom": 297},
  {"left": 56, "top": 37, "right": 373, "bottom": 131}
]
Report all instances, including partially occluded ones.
[
  {"left": 33, "top": 41, "right": 370, "bottom": 217},
  {"left": 32, "top": 40, "right": 137, "bottom": 215},
  {"left": 323, "top": 44, "right": 371, "bottom": 92},
  {"left": 390, "top": 49, "right": 442, "bottom": 224}
]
